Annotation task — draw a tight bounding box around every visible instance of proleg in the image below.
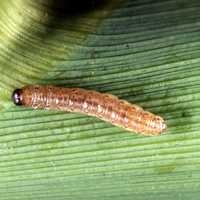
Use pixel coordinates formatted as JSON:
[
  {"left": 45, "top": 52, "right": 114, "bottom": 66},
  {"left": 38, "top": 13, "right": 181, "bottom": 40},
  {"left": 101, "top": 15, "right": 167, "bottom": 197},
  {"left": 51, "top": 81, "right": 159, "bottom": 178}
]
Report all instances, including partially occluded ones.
[{"left": 12, "top": 85, "right": 167, "bottom": 136}]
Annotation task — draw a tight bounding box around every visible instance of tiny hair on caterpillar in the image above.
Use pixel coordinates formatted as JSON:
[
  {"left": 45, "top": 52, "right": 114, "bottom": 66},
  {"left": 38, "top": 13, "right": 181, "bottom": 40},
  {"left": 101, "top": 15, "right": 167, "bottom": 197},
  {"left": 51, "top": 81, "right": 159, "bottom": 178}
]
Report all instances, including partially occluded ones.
[{"left": 12, "top": 85, "right": 167, "bottom": 136}]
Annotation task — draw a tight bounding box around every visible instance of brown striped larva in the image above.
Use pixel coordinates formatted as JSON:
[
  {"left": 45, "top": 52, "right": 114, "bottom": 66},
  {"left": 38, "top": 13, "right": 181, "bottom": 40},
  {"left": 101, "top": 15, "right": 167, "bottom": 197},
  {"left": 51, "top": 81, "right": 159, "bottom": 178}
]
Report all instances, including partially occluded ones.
[{"left": 12, "top": 85, "right": 166, "bottom": 136}]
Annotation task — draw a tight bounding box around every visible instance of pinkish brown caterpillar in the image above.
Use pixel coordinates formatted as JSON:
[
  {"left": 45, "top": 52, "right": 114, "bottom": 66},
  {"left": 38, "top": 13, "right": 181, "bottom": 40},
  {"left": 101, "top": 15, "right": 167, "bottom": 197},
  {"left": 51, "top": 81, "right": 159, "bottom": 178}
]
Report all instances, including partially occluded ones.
[{"left": 12, "top": 85, "right": 166, "bottom": 136}]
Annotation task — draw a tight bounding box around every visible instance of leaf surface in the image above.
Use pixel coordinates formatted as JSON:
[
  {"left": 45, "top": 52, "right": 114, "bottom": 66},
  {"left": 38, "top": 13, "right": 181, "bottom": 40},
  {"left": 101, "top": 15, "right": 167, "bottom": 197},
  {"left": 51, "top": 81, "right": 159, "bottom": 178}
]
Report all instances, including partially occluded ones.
[{"left": 0, "top": 0, "right": 200, "bottom": 199}]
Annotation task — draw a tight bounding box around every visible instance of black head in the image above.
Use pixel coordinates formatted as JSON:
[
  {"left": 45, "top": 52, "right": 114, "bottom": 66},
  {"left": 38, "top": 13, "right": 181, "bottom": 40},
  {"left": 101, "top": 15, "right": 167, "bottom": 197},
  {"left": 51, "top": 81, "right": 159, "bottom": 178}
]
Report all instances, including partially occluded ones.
[{"left": 12, "top": 89, "right": 23, "bottom": 106}]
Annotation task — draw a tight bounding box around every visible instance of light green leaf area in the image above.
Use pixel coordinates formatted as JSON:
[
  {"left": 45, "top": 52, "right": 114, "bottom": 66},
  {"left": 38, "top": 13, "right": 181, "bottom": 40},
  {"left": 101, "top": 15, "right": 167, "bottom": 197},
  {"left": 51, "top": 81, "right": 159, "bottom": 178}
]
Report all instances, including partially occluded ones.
[{"left": 0, "top": 0, "right": 200, "bottom": 199}]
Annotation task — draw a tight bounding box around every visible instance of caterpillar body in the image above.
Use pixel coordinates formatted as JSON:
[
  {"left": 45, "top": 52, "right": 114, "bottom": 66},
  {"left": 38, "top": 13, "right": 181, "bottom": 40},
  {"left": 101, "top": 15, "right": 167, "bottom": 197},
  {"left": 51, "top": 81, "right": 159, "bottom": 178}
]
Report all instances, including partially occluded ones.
[{"left": 12, "top": 85, "right": 166, "bottom": 136}]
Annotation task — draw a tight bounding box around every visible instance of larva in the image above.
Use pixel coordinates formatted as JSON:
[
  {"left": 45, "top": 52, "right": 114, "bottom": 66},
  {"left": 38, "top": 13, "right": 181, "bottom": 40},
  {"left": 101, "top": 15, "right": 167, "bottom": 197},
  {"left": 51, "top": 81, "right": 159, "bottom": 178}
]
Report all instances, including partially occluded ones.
[{"left": 12, "top": 85, "right": 166, "bottom": 136}]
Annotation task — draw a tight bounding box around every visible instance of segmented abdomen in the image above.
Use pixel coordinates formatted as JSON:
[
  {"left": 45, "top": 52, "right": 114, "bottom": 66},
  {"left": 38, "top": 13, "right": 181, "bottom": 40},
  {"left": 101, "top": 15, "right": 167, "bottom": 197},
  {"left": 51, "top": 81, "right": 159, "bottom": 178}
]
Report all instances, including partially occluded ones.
[{"left": 19, "top": 85, "right": 166, "bottom": 136}]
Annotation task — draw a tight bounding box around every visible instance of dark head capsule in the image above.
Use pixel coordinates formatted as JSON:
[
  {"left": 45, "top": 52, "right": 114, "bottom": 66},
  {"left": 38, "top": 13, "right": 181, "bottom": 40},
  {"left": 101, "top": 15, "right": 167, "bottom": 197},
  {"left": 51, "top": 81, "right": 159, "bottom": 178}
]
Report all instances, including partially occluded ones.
[{"left": 12, "top": 89, "right": 23, "bottom": 106}]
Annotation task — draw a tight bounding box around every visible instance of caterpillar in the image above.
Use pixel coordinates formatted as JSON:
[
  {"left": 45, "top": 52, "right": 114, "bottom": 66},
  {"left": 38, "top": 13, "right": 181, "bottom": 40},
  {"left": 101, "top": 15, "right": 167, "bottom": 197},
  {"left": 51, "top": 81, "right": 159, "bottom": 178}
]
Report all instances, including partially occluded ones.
[{"left": 12, "top": 85, "right": 166, "bottom": 136}]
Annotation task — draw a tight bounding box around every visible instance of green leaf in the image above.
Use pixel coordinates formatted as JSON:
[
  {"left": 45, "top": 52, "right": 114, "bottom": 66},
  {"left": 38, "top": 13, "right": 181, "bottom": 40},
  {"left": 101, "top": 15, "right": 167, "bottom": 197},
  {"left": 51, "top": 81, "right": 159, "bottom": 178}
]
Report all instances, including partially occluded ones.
[{"left": 1, "top": 0, "right": 200, "bottom": 199}]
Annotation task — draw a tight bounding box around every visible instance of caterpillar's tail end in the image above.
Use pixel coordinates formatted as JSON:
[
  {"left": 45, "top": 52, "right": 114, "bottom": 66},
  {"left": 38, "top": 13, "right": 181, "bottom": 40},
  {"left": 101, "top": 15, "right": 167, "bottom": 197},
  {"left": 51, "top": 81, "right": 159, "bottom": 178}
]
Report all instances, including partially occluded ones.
[
  {"left": 12, "top": 89, "right": 23, "bottom": 106},
  {"left": 160, "top": 119, "right": 167, "bottom": 134},
  {"left": 150, "top": 116, "right": 167, "bottom": 136}
]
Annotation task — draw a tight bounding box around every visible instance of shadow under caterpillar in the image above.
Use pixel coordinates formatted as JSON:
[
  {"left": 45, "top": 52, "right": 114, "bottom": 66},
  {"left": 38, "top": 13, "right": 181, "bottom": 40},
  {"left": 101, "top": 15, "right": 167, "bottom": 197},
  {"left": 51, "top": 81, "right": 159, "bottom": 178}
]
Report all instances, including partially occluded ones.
[{"left": 12, "top": 85, "right": 166, "bottom": 136}]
